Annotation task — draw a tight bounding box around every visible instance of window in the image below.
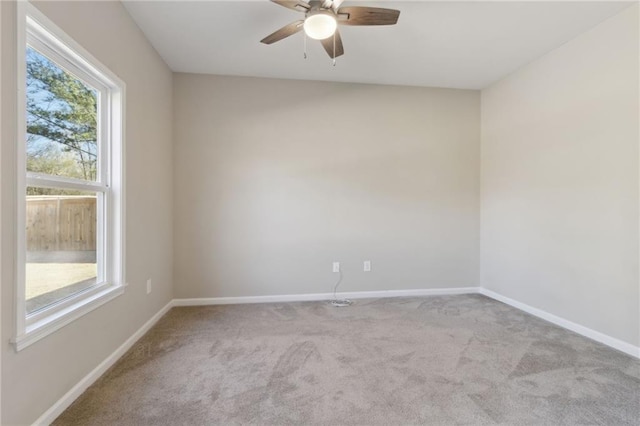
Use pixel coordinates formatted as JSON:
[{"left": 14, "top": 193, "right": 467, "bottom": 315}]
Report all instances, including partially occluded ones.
[{"left": 13, "top": 3, "right": 125, "bottom": 351}]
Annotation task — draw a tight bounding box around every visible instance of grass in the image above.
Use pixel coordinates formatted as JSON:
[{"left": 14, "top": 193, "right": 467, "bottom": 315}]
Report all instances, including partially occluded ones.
[{"left": 26, "top": 263, "right": 97, "bottom": 300}]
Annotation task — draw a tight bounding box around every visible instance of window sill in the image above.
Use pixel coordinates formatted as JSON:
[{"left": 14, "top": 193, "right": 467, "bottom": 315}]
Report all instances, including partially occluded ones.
[{"left": 11, "top": 283, "right": 126, "bottom": 352}]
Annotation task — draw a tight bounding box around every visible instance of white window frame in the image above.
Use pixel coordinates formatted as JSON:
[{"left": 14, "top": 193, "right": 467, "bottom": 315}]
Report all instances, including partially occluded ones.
[{"left": 12, "top": 2, "right": 126, "bottom": 351}]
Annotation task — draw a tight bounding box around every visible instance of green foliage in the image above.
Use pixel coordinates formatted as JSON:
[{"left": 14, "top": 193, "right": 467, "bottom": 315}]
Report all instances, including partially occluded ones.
[
  {"left": 26, "top": 145, "right": 83, "bottom": 177},
  {"left": 26, "top": 146, "right": 85, "bottom": 195},
  {"left": 26, "top": 46, "right": 98, "bottom": 194}
]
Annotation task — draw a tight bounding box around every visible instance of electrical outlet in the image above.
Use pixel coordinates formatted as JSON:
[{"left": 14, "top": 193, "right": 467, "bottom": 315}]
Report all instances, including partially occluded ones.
[
  {"left": 364, "top": 260, "right": 371, "bottom": 272},
  {"left": 146, "top": 279, "right": 152, "bottom": 294},
  {"left": 332, "top": 262, "right": 340, "bottom": 273}
]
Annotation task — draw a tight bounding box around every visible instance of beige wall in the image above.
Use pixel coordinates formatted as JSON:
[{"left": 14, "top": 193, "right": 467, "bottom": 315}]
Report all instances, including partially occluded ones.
[
  {"left": 173, "top": 74, "right": 480, "bottom": 298},
  {"left": 1, "top": 1, "right": 174, "bottom": 424},
  {"left": 0, "top": 2, "right": 4, "bottom": 423},
  {"left": 480, "top": 4, "right": 639, "bottom": 346}
]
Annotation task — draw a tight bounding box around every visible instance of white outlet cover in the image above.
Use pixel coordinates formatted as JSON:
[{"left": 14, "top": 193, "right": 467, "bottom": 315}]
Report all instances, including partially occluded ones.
[
  {"left": 146, "top": 279, "right": 152, "bottom": 294},
  {"left": 332, "top": 262, "right": 340, "bottom": 273},
  {"left": 364, "top": 261, "right": 371, "bottom": 272}
]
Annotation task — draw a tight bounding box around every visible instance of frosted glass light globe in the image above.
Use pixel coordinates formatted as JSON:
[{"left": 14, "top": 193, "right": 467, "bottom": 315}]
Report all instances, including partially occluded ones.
[{"left": 303, "top": 13, "right": 337, "bottom": 40}]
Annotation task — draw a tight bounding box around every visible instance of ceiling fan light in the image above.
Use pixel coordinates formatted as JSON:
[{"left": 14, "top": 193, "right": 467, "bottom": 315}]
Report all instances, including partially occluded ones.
[{"left": 303, "top": 13, "right": 337, "bottom": 40}]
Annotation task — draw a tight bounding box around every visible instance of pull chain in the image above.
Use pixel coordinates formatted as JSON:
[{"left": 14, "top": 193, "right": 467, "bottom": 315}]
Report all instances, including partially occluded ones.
[
  {"left": 303, "top": 33, "right": 307, "bottom": 59},
  {"left": 332, "top": 33, "right": 336, "bottom": 66}
]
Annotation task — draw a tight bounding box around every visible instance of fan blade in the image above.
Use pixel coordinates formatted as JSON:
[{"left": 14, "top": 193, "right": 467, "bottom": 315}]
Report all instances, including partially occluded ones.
[
  {"left": 320, "top": 29, "right": 344, "bottom": 58},
  {"left": 337, "top": 7, "right": 400, "bottom": 26},
  {"left": 260, "top": 20, "right": 304, "bottom": 44},
  {"left": 271, "top": 0, "right": 310, "bottom": 12}
]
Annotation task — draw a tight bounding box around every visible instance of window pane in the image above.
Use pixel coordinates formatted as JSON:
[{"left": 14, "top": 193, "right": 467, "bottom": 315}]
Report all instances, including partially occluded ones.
[
  {"left": 26, "top": 46, "right": 99, "bottom": 181},
  {"left": 26, "top": 187, "right": 99, "bottom": 314}
]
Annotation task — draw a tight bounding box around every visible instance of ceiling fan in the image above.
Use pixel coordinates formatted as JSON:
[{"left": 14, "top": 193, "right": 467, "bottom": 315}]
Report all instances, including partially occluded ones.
[{"left": 260, "top": 0, "right": 401, "bottom": 59}]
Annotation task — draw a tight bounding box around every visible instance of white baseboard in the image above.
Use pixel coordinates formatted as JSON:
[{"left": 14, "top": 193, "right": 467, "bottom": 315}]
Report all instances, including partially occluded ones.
[
  {"left": 172, "top": 286, "right": 480, "bottom": 307},
  {"left": 479, "top": 288, "right": 640, "bottom": 359},
  {"left": 32, "top": 300, "right": 174, "bottom": 426}
]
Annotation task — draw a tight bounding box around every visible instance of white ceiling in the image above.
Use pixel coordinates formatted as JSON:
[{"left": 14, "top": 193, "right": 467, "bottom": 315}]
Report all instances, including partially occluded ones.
[{"left": 123, "top": 1, "right": 633, "bottom": 90}]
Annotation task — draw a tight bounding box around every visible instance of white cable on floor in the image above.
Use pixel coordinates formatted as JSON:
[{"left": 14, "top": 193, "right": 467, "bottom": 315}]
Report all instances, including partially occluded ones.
[{"left": 330, "top": 269, "right": 352, "bottom": 307}]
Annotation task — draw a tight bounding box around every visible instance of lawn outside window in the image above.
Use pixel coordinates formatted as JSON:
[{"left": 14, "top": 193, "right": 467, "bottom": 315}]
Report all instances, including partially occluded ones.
[{"left": 12, "top": 2, "right": 126, "bottom": 351}]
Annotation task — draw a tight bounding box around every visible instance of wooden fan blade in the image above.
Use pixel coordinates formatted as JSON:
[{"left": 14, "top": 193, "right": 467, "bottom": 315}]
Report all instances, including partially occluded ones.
[
  {"left": 271, "top": 0, "right": 310, "bottom": 12},
  {"left": 260, "top": 20, "right": 304, "bottom": 44},
  {"left": 320, "top": 29, "right": 344, "bottom": 58},
  {"left": 337, "top": 7, "right": 400, "bottom": 26}
]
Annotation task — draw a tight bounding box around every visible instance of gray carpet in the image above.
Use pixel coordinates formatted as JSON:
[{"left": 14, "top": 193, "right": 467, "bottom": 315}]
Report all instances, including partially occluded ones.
[{"left": 54, "top": 295, "right": 640, "bottom": 425}]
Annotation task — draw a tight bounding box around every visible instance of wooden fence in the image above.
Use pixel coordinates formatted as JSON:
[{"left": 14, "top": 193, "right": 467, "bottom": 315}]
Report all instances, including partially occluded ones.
[{"left": 26, "top": 196, "right": 96, "bottom": 251}]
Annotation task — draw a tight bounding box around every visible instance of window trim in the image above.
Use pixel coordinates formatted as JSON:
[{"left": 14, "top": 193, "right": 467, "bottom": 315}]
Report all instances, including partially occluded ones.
[{"left": 12, "top": 2, "right": 127, "bottom": 352}]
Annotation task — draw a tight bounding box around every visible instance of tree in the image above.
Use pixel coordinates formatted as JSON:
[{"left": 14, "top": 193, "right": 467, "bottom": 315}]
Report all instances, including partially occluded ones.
[
  {"left": 25, "top": 146, "right": 85, "bottom": 195},
  {"left": 26, "top": 46, "right": 98, "bottom": 186}
]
